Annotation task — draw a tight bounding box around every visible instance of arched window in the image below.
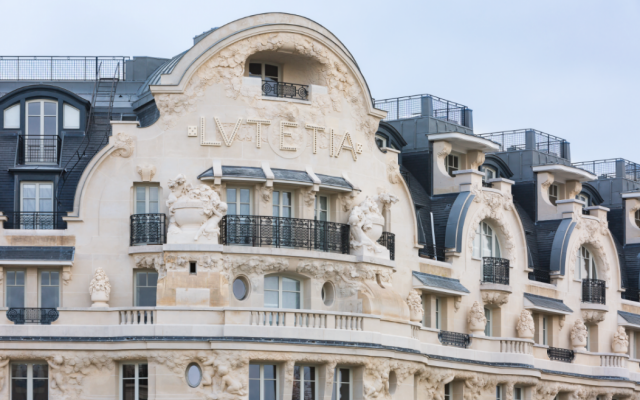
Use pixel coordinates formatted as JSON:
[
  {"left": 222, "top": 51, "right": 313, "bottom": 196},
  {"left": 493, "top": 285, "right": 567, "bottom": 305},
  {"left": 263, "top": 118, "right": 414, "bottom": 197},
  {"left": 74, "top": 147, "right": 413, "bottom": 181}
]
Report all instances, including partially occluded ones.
[
  {"left": 576, "top": 193, "right": 590, "bottom": 208},
  {"left": 264, "top": 275, "right": 301, "bottom": 309},
  {"left": 575, "top": 246, "right": 597, "bottom": 280},
  {"left": 473, "top": 221, "right": 502, "bottom": 259}
]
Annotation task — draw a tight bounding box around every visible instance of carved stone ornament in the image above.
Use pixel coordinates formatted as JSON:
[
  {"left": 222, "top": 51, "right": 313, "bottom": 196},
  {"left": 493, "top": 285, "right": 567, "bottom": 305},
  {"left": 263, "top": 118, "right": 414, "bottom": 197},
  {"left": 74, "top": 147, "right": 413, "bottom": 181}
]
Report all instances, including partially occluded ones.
[
  {"left": 387, "top": 159, "right": 402, "bottom": 184},
  {"left": 437, "top": 141, "right": 452, "bottom": 159},
  {"left": 568, "top": 214, "right": 611, "bottom": 282},
  {"left": 375, "top": 191, "right": 399, "bottom": 213},
  {"left": 136, "top": 163, "right": 157, "bottom": 182},
  {"left": 260, "top": 184, "right": 273, "bottom": 203},
  {"left": 135, "top": 254, "right": 167, "bottom": 279},
  {"left": 559, "top": 315, "right": 566, "bottom": 331},
  {"left": 302, "top": 187, "right": 316, "bottom": 207},
  {"left": 348, "top": 195, "right": 388, "bottom": 258},
  {"left": 581, "top": 310, "right": 606, "bottom": 325},
  {"left": 406, "top": 290, "right": 423, "bottom": 323},
  {"left": 516, "top": 309, "right": 535, "bottom": 339},
  {"left": 88, "top": 268, "right": 111, "bottom": 308},
  {"left": 612, "top": 326, "right": 629, "bottom": 354},
  {"left": 467, "top": 301, "right": 487, "bottom": 336},
  {"left": 339, "top": 191, "right": 357, "bottom": 212},
  {"left": 481, "top": 290, "right": 509, "bottom": 306},
  {"left": 454, "top": 297, "right": 462, "bottom": 313},
  {"left": 166, "top": 174, "right": 228, "bottom": 244},
  {"left": 112, "top": 132, "right": 135, "bottom": 158},
  {"left": 571, "top": 319, "right": 588, "bottom": 350}
]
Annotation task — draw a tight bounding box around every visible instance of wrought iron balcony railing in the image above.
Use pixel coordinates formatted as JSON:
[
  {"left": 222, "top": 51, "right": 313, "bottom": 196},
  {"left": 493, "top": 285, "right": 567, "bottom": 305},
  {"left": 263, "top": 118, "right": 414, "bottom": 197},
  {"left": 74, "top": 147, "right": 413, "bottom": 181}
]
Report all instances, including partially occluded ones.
[
  {"left": 477, "top": 129, "right": 568, "bottom": 159},
  {"left": 573, "top": 159, "right": 640, "bottom": 183},
  {"left": 547, "top": 347, "right": 574, "bottom": 363},
  {"left": 374, "top": 94, "right": 469, "bottom": 127},
  {"left": 482, "top": 181, "right": 493, "bottom": 188},
  {"left": 4, "top": 212, "right": 64, "bottom": 230},
  {"left": 438, "top": 331, "right": 470, "bottom": 348},
  {"left": 17, "top": 134, "right": 62, "bottom": 164},
  {"left": 482, "top": 257, "right": 510, "bottom": 285},
  {"left": 528, "top": 269, "right": 551, "bottom": 284},
  {"left": 582, "top": 279, "right": 606, "bottom": 304},
  {"left": 130, "top": 214, "right": 167, "bottom": 246},
  {"left": 419, "top": 245, "right": 446, "bottom": 262},
  {"left": 219, "top": 215, "right": 350, "bottom": 254},
  {"left": 0, "top": 56, "right": 128, "bottom": 80},
  {"left": 7, "top": 308, "right": 59, "bottom": 325},
  {"left": 262, "top": 80, "right": 309, "bottom": 101},
  {"left": 622, "top": 288, "right": 640, "bottom": 302},
  {"left": 377, "top": 232, "right": 396, "bottom": 260}
]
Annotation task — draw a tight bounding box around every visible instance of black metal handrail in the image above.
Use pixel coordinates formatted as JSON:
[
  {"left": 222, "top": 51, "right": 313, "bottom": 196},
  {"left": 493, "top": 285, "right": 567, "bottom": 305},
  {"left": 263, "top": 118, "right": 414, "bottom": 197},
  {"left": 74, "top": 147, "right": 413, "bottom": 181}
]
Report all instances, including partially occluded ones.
[
  {"left": 547, "top": 347, "right": 574, "bottom": 363},
  {"left": 374, "top": 94, "right": 469, "bottom": 126},
  {"left": 419, "top": 245, "right": 446, "bottom": 262},
  {"left": 220, "top": 215, "right": 350, "bottom": 254},
  {"left": 573, "top": 159, "right": 640, "bottom": 183},
  {"left": 17, "top": 134, "right": 62, "bottom": 164},
  {"left": 482, "top": 257, "right": 510, "bottom": 285},
  {"left": 7, "top": 308, "right": 59, "bottom": 325},
  {"left": 130, "top": 214, "right": 167, "bottom": 246},
  {"left": 477, "top": 129, "right": 568, "bottom": 158},
  {"left": 582, "top": 279, "right": 606, "bottom": 304},
  {"left": 377, "top": 232, "right": 396, "bottom": 260},
  {"left": 4, "top": 212, "right": 64, "bottom": 230},
  {"left": 622, "top": 288, "right": 640, "bottom": 302},
  {"left": 0, "top": 56, "right": 128, "bottom": 80},
  {"left": 262, "top": 81, "right": 309, "bottom": 100},
  {"left": 528, "top": 269, "right": 551, "bottom": 284},
  {"left": 438, "top": 331, "right": 470, "bottom": 348},
  {"left": 482, "top": 181, "right": 493, "bottom": 188},
  {"left": 581, "top": 208, "right": 589, "bottom": 215}
]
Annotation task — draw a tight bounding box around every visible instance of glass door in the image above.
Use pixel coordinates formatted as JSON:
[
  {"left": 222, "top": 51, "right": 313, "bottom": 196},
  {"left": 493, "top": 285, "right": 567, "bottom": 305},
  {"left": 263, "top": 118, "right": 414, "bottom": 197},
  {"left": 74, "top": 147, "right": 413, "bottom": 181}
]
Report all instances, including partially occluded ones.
[
  {"left": 273, "top": 191, "right": 293, "bottom": 247},
  {"left": 26, "top": 100, "right": 57, "bottom": 164},
  {"left": 20, "top": 182, "right": 54, "bottom": 229},
  {"left": 226, "top": 188, "right": 252, "bottom": 245},
  {"left": 314, "top": 196, "right": 328, "bottom": 251}
]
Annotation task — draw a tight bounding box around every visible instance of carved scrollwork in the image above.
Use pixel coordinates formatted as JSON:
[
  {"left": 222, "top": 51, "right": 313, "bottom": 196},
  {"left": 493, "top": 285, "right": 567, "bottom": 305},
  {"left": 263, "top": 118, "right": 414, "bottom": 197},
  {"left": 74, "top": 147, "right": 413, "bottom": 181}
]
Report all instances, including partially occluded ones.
[{"left": 112, "top": 132, "right": 135, "bottom": 158}]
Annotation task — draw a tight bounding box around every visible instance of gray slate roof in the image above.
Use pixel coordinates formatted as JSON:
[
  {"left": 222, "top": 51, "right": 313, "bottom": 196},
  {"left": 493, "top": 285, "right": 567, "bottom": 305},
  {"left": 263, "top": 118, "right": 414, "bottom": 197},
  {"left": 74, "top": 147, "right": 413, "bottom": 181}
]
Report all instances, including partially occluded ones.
[
  {"left": 272, "top": 168, "right": 312, "bottom": 183},
  {"left": 523, "top": 293, "right": 573, "bottom": 313},
  {"left": 619, "top": 311, "right": 640, "bottom": 326},
  {"left": 316, "top": 174, "right": 352, "bottom": 189},
  {"left": 0, "top": 246, "right": 75, "bottom": 261},
  {"left": 196, "top": 166, "right": 351, "bottom": 189},
  {"left": 412, "top": 271, "right": 470, "bottom": 293}
]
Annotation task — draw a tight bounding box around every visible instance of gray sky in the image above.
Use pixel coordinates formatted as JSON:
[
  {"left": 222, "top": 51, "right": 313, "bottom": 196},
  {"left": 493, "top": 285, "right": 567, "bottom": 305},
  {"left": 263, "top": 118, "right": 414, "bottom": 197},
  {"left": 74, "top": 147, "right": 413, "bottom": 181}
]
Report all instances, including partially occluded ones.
[{"left": 2, "top": 0, "right": 638, "bottom": 163}]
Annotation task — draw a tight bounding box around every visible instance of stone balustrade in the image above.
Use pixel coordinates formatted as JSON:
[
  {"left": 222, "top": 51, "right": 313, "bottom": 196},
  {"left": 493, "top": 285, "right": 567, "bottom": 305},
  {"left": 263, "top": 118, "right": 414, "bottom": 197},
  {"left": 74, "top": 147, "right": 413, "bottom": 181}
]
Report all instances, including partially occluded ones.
[
  {"left": 600, "top": 354, "right": 627, "bottom": 368},
  {"left": 500, "top": 338, "right": 534, "bottom": 355}
]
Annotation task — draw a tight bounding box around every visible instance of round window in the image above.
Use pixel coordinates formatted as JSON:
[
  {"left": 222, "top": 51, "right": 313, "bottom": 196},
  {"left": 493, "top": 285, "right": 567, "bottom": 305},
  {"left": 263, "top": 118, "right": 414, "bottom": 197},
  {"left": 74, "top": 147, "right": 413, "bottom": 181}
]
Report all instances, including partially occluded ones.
[
  {"left": 233, "top": 277, "right": 248, "bottom": 301},
  {"left": 321, "top": 282, "right": 335, "bottom": 306},
  {"left": 186, "top": 363, "right": 202, "bottom": 388}
]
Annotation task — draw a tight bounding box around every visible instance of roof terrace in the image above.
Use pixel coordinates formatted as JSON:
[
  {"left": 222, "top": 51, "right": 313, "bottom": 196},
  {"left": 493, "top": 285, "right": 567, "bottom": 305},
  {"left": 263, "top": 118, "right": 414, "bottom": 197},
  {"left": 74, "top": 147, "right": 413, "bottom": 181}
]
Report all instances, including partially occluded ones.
[
  {"left": 573, "top": 159, "right": 640, "bottom": 183},
  {"left": 374, "top": 93, "right": 471, "bottom": 128},
  {"left": 0, "top": 56, "right": 129, "bottom": 81},
  {"left": 477, "top": 129, "right": 570, "bottom": 159}
]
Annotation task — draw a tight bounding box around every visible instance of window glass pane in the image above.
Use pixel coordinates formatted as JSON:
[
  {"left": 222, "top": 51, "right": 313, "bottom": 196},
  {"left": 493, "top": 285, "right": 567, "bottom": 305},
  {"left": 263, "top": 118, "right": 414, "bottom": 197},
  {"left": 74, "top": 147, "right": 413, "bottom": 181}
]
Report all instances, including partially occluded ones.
[
  {"left": 265, "top": 64, "right": 279, "bottom": 78},
  {"left": 249, "top": 380, "right": 260, "bottom": 400},
  {"left": 44, "top": 116, "right": 56, "bottom": 135},
  {"left": 16, "top": 270, "right": 25, "bottom": 285},
  {"left": 123, "top": 364, "right": 136, "bottom": 378},
  {"left": 137, "top": 272, "right": 148, "bottom": 286},
  {"left": 28, "top": 116, "right": 40, "bottom": 135},
  {"left": 139, "top": 363, "right": 148, "bottom": 378},
  {"left": 264, "top": 290, "right": 279, "bottom": 308},
  {"left": 227, "top": 189, "right": 237, "bottom": 203},
  {"left": 41, "top": 286, "right": 59, "bottom": 308},
  {"left": 483, "top": 234, "right": 492, "bottom": 257},
  {"left": 264, "top": 276, "right": 279, "bottom": 290},
  {"left": 7, "top": 271, "right": 15, "bottom": 285},
  {"left": 23, "top": 184, "right": 36, "bottom": 199},
  {"left": 137, "top": 287, "right": 157, "bottom": 307},
  {"left": 249, "top": 63, "right": 262, "bottom": 77},
  {"left": 39, "top": 184, "right": 52, "bottom": 199},
  {"left": 41, "top": 271, "right": 50, "bottom": 285},
  {"left": 28, "top": 102, "right": 40, "bottom": 116},
  {"left": 139, "top": 378, "right": 149, "bottom": 400},
  {"left": 282, "top": 277, "right": 300, "bottom": 292},
  {"left": 12, "top": 364, "right": 28, "bottom": 378},
  {"left": 283, "top": 291, "right": 300, "bottom": 309},
  {"left": 240, "top": 189, "right": 250, "bottom": 203},
  {"left": 11, "top": 378, "right": 27, "bottom": 400},
  {"left": 273, "top": 191, "right": 279, "bottom": 206},
  {"left": 264, "top": 379, "right": 277, "bottom": 400},
  {"left": 283, "top": 207, "right": 291, "bottom": 218},
  {"left": 263, "top": 364, "right": 277, "bottom": 379},
  {"left": 147, "top": 272, "right": 158, "bottom": 287},
  {"left": 32, "top": 364, "right": 48, "bottom": 378},
  {"left": 249, "top": 364, "right": 260, "bottom": 379},
  {"left": 44, "top": 102, "right": 57, "bottom": 115},
  {"left": 3, "top": 104, "right": 20, "bottom": 129},
  {"left": 7, "top": 286, "right": 25, "bottom": 308},
  {"left": 63, "top": 104, "right": 80, "bottom": 129},
  {"left": 320, "top": 196, "right": 327, "bottom": 210},
  {"left": 228, "top": 203, "right": 237, "bottom": 215},
  {"left": 240, "top": 203, "right": 250, "bottom": 214},
  {"left": 283, "top": 192, "right": 292, "bottom": 206}
]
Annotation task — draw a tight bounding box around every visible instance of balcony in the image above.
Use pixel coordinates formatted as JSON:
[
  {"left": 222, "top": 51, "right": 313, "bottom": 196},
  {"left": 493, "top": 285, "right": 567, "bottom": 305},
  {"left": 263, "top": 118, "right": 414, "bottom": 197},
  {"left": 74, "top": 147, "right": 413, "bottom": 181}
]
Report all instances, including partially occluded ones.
[
  {"left": 438, "top": 331, "right": 470, "bottom": 348},
  {"left": 219, "top": 215, "right": 350, "bottom": 254},
  {"left": 547, "top": 347, "right": 575, "bottom": 363},
  {"left": 528, "top": 269, "right": 551, "bottom": 284},
  {"left": 477, "top": 129, "right": 568, "bottom": 159},
  {"left": 582, "top": 279, "right": 606, "bottom": 304},
  {"left": 130, "top": 214, "right": 167, "bottom": 246},
  {"left": 5, "top": 212, "right": 64, "bottom": 229},
  {"left": 377, "top": 232, "right": 395, "bottom": 260},
  {"left": 262, "top": 80, "right": 309, "bottom": 101},
  {"left": 573, "top": 159, "right": 640, "bottom": 183},
  {"left": 17, "top": 134, "right": 62, "bottom": 165},
  {"left": 6, "top": 308, "right": 59, "bottom": 325},
  {"left": 374, "top": 94, "right": 471, "bottom": 127},
  {"left": 482, "top": 257, "right": 510, "bottom": 285}
]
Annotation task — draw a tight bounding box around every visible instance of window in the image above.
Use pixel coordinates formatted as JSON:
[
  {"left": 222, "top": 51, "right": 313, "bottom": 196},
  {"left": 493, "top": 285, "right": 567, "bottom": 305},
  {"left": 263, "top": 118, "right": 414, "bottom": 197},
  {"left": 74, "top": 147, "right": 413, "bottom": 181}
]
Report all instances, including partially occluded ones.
[
  {"left": 273, "top": 191, "right": 293, "bottom": 217},
  {"left": 63, "top": 104, "right": 80, "bottom": 129},
  {"left": 375, "top": 135, "right": 387, "bottom": 149},
  {"left": 11, "top": 363, "right": 48, "bottom": 400},
  {"left": 121, "top": 363, "right": 148, "bottom": 400},
  {"left": 135, "top": 185, "right": 159, "bottom": 214},
  {"left": 484, "top": 308, "right": 492, "bottom": 336},
  {"left": 514, "top": 387, "right": 522, "bottom": 400},
  {"left": 186, "top": 363, "right": 202, "bottom": 388},
  {"left": 331, "top": 368, "right": 351, "bottom": 400},
  {"left": 314, "top": 196, "right": 328, "bottom": 221},
  {"left": 26, "top": 100, "right": 58, "bottom": 163},
  {"left": 249, "top": 364, "right": 277, "bottom": 400},
  {"left": 549, "top": 184, "right": 559, "bottom": 205},
  {"left": 189, "top": 261, "right": 197, "bottom": 275},
  {"left": 293, "top": 366, "right": 316, "bottom": 400},
  {"left": 21, "top": 182, "right": 53, "bottom": 213},
  {"left": 3, "top": 103, "right": 20, "bottom": 129},
  {"left": 542, "top": 316, "right": 548, "bottom": 346},
  {"left": 249, "top": 62, "right": 279, "bottom": 82},
  {"left": 577, "top": 193, "right": 590, "bottom": 207},
  {"left": 6, "top": 270, "right": 25, "bottom": 308},
  {"left": 575, "top": 246, "right": 597, "bottom": 280},
  {"left": 484, "top": 166, "right": 497, "bottom": 180},
  {"left": 496, "top": 385, "right": 503, "bottom": 400},
  {"left": 586, "top": 325, "right": 590, "bottom": 351},
  {"left": 473, "top": 221, "right": 502, "bottom": 259},
  {"left": 446, "top": 155, "right": 459, "bottom": 177},
  {"left": 135, "top": 271, "right": 158, "bottom": 306},
  {"left": 39, "top": 270, "right": 60, "bottom": 308},
  {"left": 635, "top": 209, "right": 640, "bottom": 229},
  {"left": 233, "top": 277, "right": 249, "bottom": 301},
  {"left": 435, "top": 298, "right": 441, "bottom": 330},
  {"left": 227, "top": 188, "right": 252, "bottom": 215},
  {"left": 264, "top": 276, "right": 301, "bottom": 309},
  {"left": 444, "top": 383, "right": 451, "bottom": 400}
]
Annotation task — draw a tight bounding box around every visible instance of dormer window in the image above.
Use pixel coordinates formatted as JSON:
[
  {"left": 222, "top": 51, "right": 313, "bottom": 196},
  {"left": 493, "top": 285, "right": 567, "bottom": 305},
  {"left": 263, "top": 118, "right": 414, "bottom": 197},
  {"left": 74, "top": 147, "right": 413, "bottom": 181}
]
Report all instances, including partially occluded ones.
[
  {"left": 446, "top": 154, "right": 459, "bottom": 177},
  {"left": 3, "top": 103, "right": 19, "bottom": 129},
  {"left": 577, "top": 193, "right": 590, "bottom": 208},
  {"left": 549, "top": 184, "right": 558, "bottom": 205},
  {"left": 27, "top": 100, "right": 57, "bottom": 137},
  {"left": 484, "top": 166, "right": 497, "bottom": 180},
  {"left": 375, "top": 134, "right": 387, "bottom": 149}
]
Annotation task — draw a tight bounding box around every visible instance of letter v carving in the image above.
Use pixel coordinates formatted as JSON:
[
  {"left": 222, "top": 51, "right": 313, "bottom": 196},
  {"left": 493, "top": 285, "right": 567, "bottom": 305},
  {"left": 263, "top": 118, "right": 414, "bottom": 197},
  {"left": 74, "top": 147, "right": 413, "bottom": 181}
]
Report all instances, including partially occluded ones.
[{"left": 214, "top": 117, "right": 243, "bottom": 147}]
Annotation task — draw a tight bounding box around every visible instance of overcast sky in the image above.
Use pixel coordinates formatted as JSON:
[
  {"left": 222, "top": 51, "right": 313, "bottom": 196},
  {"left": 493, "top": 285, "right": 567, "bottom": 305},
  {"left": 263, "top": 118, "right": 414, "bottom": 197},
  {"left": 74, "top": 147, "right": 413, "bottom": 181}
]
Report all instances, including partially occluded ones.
[{"left": 2, "top": 0, "right": 638, "bottom": 163}]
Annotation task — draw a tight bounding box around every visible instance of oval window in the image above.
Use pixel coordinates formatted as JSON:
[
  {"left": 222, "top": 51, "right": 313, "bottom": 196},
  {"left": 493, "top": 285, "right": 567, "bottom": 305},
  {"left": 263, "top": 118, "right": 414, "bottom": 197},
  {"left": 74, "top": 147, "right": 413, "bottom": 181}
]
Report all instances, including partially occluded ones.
[
  {"left": 321, "top": 282, "right": 335, "bottom": 306},
  {"left": 186, "top": 363, "right": 202, "bottom": 387},
  {"left": 233, "top": 277, "right": 248, "bottom": 300}
]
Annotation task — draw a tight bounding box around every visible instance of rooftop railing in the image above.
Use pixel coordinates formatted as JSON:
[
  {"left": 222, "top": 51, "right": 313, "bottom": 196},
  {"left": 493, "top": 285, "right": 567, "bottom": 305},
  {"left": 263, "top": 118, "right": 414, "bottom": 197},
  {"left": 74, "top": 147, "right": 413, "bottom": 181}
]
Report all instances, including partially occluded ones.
[
  {"left": 573, "top": 159, "right": 640, "bottom": 182},
  {"left": 477, "top": 129, "right": 568, "bottom": 159},
  {"left": 374, "top": 94, "right": 470, "bottom": 127},
  {"left": 0, "top": 56, "right": 128, "bottom": 81}
]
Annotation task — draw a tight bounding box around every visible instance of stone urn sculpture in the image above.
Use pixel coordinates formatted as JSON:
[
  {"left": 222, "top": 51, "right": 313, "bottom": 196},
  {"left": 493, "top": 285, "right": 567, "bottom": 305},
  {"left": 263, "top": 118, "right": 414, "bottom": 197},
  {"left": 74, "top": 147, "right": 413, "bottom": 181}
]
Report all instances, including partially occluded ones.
[
  {"left": 348, "top": 195, "right": 390, "bottom": 259},
  {"left": 406, "top": 290, "right": 424, "bottom": 323},
  {"left": 516, "top": 310, "right": 535, "bottom": 339},
  {"left": 468, "top": 301, "right": 487, "bottom": 336},
  {"left": 89, "top": 268, "right": 111, "bottom": 308},
  {"left": 612, "top": 326, "right": 629, "bottom": 354},
  {"left": 571, "top": 319, "right": 588, "bottom": 351}
]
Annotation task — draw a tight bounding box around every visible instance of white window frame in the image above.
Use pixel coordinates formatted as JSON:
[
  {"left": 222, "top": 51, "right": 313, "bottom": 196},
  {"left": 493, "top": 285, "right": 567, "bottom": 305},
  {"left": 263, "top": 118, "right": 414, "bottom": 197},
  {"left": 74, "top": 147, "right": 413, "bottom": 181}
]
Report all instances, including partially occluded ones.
[
  {"left": 20, "top": 181, "right": 54, "bottom": 213},
  {"left": 314, "top": 195, "right": 329, "bottom": 221},
  {"left": 3, "top": 103, "right": 20, "bottom": 129},
  {"left": 549, "top": 184, "right": 559, "bottom": 205},
  {"left": 542, "top": 316, "right": 548, "bottom": 346},
  {"left": 120, "top": 362, "right": 148, "bottom": 400},
  {"left": 293, "top": 365, "right": 318, "bottom": 400},
  {"left": 446, "top": 154, "right": 459, "bottom": 177},
  {"left": 514, "top": 387, "right": 523, "bottom": 400},
  {"left": 375, "top": 134, "right": 388, "bottom": 149},
  {"left": 577, "top": 193, "right": 589, "bottom": 207},
  {"left": 575, "top": 246, "right": 597, "bottom": 280},
  {"left": 248, "top": 61, "right": 282, "bottom": 82},
  {"left": 226, "top": 187, "right": 253, "bottom": 216},
  {"left": 134, "top": 184, "right": 160, "bottom": 215},
  {"left": 5, "top": 269, "right": 26, "bottom": 308},
  {"left": 134, "top": 270, "right": 158, "bottom": 307},
  {"left": 484, "top": 307, "right": 492, "bottom": 336},
  {"left": 10, "top": 362, "right": 49, "bottom": 400},
  {"left": 273, "top": 190, "right": 294, "bottom": 218},
  {"left": 496, "top": 385, "right": 503, "bottom": 400},
  {"left": 63, "top": 103, "right": 80, "bottom": 129},
  {"left": 444, "top": 383, "right": 451, "bottom": 400},
  {"left": 38, "top": 269, "right": 61, "bottom": 308},
  {"left": 264, "top": 275, "right": 302, "bottom": 309},
  {"left": 435, "top": 297, "right": 441, "bottom": 330},
  {"left": 26, "top": 99, "right": 57, "bottom": 137},
  {"left": 332, "top": 367, "right": 352, "bottom": 400},
  {"left": 484, "top": 166, "right": 497, "bottom": 180},
  {"left": 249, "top": 364, "right": 279, "bottom": 400},
  {"left": 473, "top": 221, "right": 502, "bottom": 259}
]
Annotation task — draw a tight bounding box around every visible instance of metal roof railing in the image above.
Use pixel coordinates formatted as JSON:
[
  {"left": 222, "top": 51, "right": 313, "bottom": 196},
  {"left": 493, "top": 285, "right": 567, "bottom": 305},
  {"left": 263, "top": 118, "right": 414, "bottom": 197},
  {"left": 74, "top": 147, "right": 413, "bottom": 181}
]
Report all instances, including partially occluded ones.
[
  {"left": 0, "top": 56, "right": 129, "bottom": 81},
  {"left": 573, "top": 159, "right": 640, "bottom": 182},
  {"left": 374, "top": 94, "right": 469, "bottom": 126},
  {"left": 477, "top": 129, "right": 568, "bottom": 159}
]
